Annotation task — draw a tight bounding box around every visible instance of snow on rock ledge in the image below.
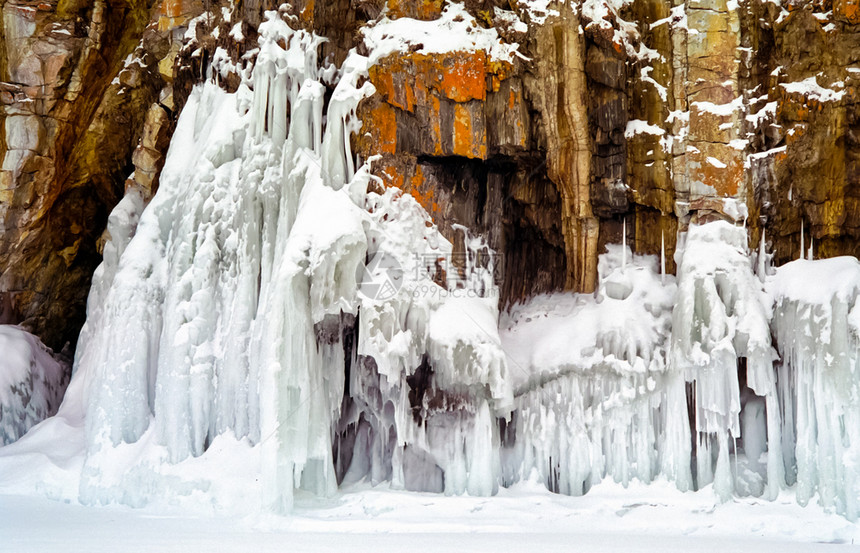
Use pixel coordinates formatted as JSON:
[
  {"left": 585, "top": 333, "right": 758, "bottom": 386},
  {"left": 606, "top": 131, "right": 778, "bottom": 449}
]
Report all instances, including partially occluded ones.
[{"left": 362, "top": 3, "right": 521, "bottom": 65}]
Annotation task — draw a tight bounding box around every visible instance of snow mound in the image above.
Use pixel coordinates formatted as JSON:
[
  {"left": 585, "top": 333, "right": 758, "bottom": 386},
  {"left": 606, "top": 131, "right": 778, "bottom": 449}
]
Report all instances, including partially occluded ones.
[{"left": 0, "top": 325, "right": 69, "bottom": 445}]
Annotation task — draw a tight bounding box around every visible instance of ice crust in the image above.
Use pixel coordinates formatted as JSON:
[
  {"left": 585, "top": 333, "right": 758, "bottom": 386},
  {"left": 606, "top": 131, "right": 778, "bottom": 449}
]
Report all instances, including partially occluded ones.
[
  {"left": 1, "top": 10, "right": 860, "bottom": 522},
  {"left": 498, "top": 246, "right": 679, "bottom": 495}
]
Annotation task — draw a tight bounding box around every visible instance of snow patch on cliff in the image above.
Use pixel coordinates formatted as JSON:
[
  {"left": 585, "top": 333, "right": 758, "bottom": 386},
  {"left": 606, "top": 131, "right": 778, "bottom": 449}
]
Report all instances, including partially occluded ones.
[
  {"left": 781, "top": 77, "right": 846, "bottom": 103},
  {"left": 363, "top": 3, "right": 521, "bottom": 64}
]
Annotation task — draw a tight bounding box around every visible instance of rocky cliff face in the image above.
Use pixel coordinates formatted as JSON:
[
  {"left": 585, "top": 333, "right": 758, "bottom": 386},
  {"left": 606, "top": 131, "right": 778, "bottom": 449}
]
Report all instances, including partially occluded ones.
[
  {"left": 0, "top": 0, "right": 176, "bottom": 350},
  {"left": 1, "top": 0, "right": 859, "bottom": 352},
  {"left": 312, "top": 0, "right": 860, "bottom": 304}
]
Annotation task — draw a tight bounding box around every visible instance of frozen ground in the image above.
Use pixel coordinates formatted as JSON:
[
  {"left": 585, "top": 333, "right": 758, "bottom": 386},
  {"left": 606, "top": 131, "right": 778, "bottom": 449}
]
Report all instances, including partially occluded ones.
[{"left": 2, "top": 480, "right": 858, "bottom": 552}]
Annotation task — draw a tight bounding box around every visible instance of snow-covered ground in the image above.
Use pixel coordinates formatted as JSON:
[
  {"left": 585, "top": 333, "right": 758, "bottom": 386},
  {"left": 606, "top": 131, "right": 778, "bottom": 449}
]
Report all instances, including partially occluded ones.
[{"left": 2, "top": 480, "right": 857, "bottom": 552}]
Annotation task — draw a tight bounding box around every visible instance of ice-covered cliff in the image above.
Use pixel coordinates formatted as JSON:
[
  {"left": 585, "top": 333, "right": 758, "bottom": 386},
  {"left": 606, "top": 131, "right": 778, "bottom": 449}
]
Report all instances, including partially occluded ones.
[
  {"left": 1, "top": 6, "right": 859, "bottom": 523},
  {"left": 1, "top": 0, "right": 860, "bottom": 525}
]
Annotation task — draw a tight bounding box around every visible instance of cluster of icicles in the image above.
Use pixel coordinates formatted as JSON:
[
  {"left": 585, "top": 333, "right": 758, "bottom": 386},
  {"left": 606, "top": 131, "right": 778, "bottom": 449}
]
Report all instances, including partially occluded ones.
[{"left": 41, "top": 12, "right": 860, "bottom": 519}]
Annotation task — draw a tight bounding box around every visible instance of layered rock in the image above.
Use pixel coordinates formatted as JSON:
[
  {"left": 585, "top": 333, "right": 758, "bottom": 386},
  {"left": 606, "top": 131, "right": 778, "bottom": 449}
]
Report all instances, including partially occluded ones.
[
  {"left": 743, "top": 1, "right": 860, "bottom": 264},
  {"left": 351, "top": 0, "right": 859, "bottom": 303},
  {"left": 0, "top": 0, "right": 178, "bottom": 350}
]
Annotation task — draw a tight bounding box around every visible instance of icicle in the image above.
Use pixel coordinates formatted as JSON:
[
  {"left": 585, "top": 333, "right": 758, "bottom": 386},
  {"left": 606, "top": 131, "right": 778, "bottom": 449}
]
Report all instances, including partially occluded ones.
[
  {"left": 757, "top": 228, "right": 767, "bottom": 281},
  {"left": 28, "top": 4, "right": 860, "bottom": 523},
  {"left": 621, "top": 217, "right": 627, "bottom": 270},
  {"left": 800, "top": 219, "right": 804, "bottom": 260},
  {"left": 808, "top": 233, "right": 814, "bottom": 261},
  {"left": 271, "top": 70, "right": 288, "bottom": 147},
  {"left": 660, "top": 229, "right": 666, "bottom": 285}
]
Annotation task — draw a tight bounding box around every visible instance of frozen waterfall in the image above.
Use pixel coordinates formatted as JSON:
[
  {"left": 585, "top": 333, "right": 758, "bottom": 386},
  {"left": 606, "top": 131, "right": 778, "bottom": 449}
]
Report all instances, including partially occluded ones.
[{"left": 26, "top": 11, "right": 511, "bottom": 512}]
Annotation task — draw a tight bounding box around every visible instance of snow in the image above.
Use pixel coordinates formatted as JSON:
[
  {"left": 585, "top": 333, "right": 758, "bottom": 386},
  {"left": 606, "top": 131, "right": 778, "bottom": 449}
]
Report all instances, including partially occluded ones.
[
  {"left": 229, "top": 22, "right": 244, "bottom": 42},
  {"left": 499, "top": 246, "right": 679, "bottom": 495},
  {"left": 640, "top": 66, "right": 668, "bottom": 102},
  {"left": 780, "top": 77, "right": 846, "bottom": 103},
  {"left": 649, "top": 4, "right": 696, "bottom": 35},
  {"left": 517, "top": 0, "right": 560, "bottom": 24},
  {"left": 494, "top": 7, "right": 528, "bottom": 34},
  {"left": 580, "top": 0, "right": 641, "bottom": 59},
  {"left": 625, "top": 120, "right": 674, "bottom": 153},
  {"left": 493, "top": 220, "right": 860, "bottom": 516},
  {"left": 768, "top": 257, "right": 860, "bottom": 519},
  {"left": 768, "top": 256, "right": 860, "bottom": 306},
  {"left": 625, "top": 119, "right": 665, "bottom": 139},
  {"left": 0, "top": 10, "right": 512, "bottom": 514},
  {"left": 747, "top": 145, "right": 786, "bottom": 162},
  {"left": 0, "top": 325, "right": 69, "bottom": 446},
  {"left": 672, "top": 222, "right": 780, "bottom": 500},
  {"left": 2, "top": 479, "right": 858, "bottom": 552},
  {"left": 729, "top": 139, "right": 748, "bottom": 151},
  {"left": 692, "top": 97, "right": 744, "bottom": 117},
  {"left": 706, "top": 156, "right": 727, "bottom": 169},
  {"left": 500, "top": 246, "right": 674, "bottom": 393},
  {"left": 362, "top": 3, "right": 521, "bottom": 65}
]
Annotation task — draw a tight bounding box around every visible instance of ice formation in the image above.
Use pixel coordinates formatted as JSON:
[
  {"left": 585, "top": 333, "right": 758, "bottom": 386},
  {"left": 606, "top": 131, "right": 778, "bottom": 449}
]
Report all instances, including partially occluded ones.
[
  {"left": 671, "top": 222, "right": 783, "bottom": 501},
  {"left": 769, "top": 257, "right": 860, "bottom": 520},
  {"left": 0, "top": 325, "right": 69, "bottom": 445},
  {"left": 498, "top": 245, "right": 679, "bottom": 495},
  {"left": 1, "top": 8, "right": 860, "bottom": 523},
  {"left": 498, "top": 221, "right": 860, "bottom": 521},
  {"left": 0, "top": 11, "right": 510, "bottom": 511}
]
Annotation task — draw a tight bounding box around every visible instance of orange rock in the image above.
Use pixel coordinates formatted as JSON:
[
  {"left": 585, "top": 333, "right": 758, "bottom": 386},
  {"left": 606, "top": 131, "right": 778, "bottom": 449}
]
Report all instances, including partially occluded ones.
[
  {"left": 688, "top": 147, "right": 743, "bottom": 198},
  {"left": 405, "top": 167, "right": 437, "bottom": 213},
  {"left": 435, "top": 52, "right": 487, "bottom": 103},
  {"left": 428, "top": 95, "right": 444, "bottom": 156},
  {"left": 363, "top": 51, "right": 511, "bottom": 161},
  {"left": 370, "top": 52, "right": 493, "bottom": 108},
  {"left": 835, "top": 0, "right": 860, "bottom": 24},
  {"left": 386, "top": 0, "right": 444, "bottom": 20},
  {"left": 377, "top": 162, "right": 405, "bottom": 190},
  {"left": 300, "top": 0, "right": 315, "bottom": 25},
  {"left": 453, "top": 103, "right": 486, "bottom": 158},
  {"left": 359, "top": 101, "right": 398, "bottom": 156},
  {"left": 162, "top": 0, "right": 183, "bottom": 19},
  {"left": 371, "top": 160, "right": 437, "bottom": 213}
]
